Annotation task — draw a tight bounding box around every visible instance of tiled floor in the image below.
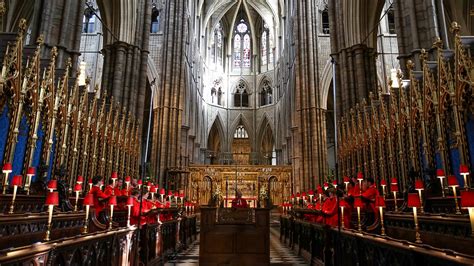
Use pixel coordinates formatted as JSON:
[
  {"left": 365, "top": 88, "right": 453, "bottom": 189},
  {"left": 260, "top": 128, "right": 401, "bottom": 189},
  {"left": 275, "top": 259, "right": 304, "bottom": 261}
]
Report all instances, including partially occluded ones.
[{"left": 165, "top": 227, "right": 309, "bottom": 266}]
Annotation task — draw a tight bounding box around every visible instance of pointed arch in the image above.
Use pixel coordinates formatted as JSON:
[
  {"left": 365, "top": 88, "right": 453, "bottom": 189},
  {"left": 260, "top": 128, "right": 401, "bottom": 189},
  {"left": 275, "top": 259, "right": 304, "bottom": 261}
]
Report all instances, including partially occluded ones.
[
  {"left": 229, "top": 113, "right": 253, "bottom": 148},
  {"left": 320, "top": 59, "right": 333, "bottom": 110},
  {"left": 257, "top": 114, "right": 275, "bottom": 165},
  {"left": 207, "top": 114, "right": 226, "bottom": 155}
]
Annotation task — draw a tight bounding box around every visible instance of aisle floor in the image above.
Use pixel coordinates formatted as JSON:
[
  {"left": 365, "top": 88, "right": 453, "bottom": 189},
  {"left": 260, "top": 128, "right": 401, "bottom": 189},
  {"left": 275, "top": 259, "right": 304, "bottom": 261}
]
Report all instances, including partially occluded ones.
[{"left": 165, "top": 227, "right": 309, "bottom": 266}]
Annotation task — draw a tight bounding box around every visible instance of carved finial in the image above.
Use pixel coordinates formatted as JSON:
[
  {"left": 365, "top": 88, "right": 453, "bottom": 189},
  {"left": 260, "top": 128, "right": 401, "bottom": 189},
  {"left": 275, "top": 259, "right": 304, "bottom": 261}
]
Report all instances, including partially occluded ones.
[
  {"left": 432, "top": 37, "right": 443, "bottom": 49},
  {"left": 36, "top": 35, "right": 44, "bottom": 45},
  {"left": 420, "top": 49, "right": 428, "bottom": 62},
  {"left": 50, "top": 47, "right": 58, "bottom": 60},
  {"left": 18, "top": 18, "right": 27, "bottom": 34},
  {"left": 406, "top": 60, "right": 415, "bottom": 71},
  {"left": 451, "top": 21, "right": 461, "bottom": 35},
  {"left": 66, "top": 57, "right": 72, "bottom": 69},
  {"left": 0, "top": 1, "right": 6, "bottom": 17}
]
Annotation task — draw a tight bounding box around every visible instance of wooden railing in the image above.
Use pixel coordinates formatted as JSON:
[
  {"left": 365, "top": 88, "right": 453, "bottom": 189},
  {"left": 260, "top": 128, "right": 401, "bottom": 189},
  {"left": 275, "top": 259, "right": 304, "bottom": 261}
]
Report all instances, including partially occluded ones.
[
  {"left": 0, "top": 206, "right": 198, "bottom": 265},
  {"left": 280, "top": 216, "right": 474, "bottom": 266}
]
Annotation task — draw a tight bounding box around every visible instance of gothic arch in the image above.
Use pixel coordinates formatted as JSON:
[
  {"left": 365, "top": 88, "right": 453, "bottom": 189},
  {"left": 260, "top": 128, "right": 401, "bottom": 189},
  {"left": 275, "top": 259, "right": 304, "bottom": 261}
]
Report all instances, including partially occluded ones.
[
  {"left": 257, "top": 115, "right": 275, "bottom": 164},
  {"left": 207, "top": 114, "right": 226, "bottom": 154},
  {"left": 229, "top": 114, "right": 253, "bottom": 150}
]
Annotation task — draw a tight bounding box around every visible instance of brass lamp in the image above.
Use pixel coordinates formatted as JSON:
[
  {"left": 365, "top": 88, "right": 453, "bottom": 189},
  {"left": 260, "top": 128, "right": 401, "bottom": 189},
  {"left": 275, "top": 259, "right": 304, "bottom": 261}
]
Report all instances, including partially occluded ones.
[
  {"left": 460, "top": 165, "right": 470, "bottom": 190},
  {"left": 437, "top": 169, "right": 446, "bottom": 197},
  {"left": 375, "top": 195, "right": 386, "bottom": 236},
  {"left": 343, "top": 176, "right": 350, "bottom": 191},
  {"left": 126, "top": 196, "right": 134, "bottom": 227},
  {"left": 407, "top": 193, "right": 422, "bottom": 243},
  {"left": 2, "top": 162, "right": 12, "bottom": 194},
  {"left": 308, "top": 190, "right": 314, "bottom": 202},
  {"left": 415, "top": 180, "right": 425, "bottom": 214},
  {"left": 47, "top": 179, "right": 57, "bottom": 192},
  {"left": 160, "top": 188, "right": 165, "bottom": 202},
  {"left": 357, "top": 172, "right": 364, "bottom": 194},
  {"left": 25, "top": 167, "right": 35, "bottom": 195},
  {"left": 447, "top": 175, "right": 461, "bottom": 214},
  {"left": 391, "top": 178, "right": 399, "bottom": 212},
  {"left": 44, "top": 192, "right": 59, "bottom": 241},
  {"left": 73, "top": 183, "right": 82, "bottom": 211},
  {"left": 460, "top": 190, "right": 474, "bottom": 236},
  {"left": 332, "top": 180, "right": 338, "bottom": 190},
  {"left": 9, "top": 175, "right": 23, "bottom": 214},
  {"left": 108, "top": 196, "right": 117, "bottom": 229},
  {"left": 354, "top": 197, "right": 364, "bottom": 232},
  {"left": 111, "top": 171, "right": 118, "bottom": 188},
  {"left": 380, "top": 179, "right": 387, "bottom": 199},
  {"left": 82, "top": 193, "right": 94, "bottom": 233}
]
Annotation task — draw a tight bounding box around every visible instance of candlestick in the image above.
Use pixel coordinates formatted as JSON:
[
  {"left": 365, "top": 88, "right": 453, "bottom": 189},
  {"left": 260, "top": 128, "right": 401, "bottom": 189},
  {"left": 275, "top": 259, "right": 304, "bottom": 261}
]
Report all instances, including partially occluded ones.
[
  {"left": 83, "top": 205, "right": 90, "bottom": 233},
  {"left": 109, "top": 205, "right": 114, "bottom": 229},
  {"left": 379, "top": 206, "right": 385, "bottom": 236},
  {"left": 393, "top": 191, "right": 398, "bottom": 211},
  {"left": 340, "top": 206, "right": 345, "bottom": 229},
  {"left": 45, "top": 204, "right": 54, "bottom": 241}
]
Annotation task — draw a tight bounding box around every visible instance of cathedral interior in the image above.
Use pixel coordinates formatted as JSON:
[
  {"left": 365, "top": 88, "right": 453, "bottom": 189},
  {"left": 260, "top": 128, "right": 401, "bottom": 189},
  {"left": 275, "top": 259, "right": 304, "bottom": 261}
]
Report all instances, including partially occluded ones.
[{"left": 0, "top": 0, "right": 473, "bottom": 265}]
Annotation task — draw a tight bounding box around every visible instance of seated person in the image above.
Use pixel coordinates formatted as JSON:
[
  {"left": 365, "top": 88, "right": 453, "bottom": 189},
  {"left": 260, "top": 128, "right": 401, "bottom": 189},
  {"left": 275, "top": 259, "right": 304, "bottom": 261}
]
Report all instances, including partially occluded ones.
[
  {"left": 231, "top": 190, "right": 248, "bottom": 208},
  {"left": 104, "top": 179, "right": 115, "bottom": 197},
  {"left": 89, "top": 176, "right": 109, "bottom": 215},
  {"left": 322, "top": 189, "right": 338, "bottom": 227},
  {"left": 130, "top": 189, "right": 150, "bottom": 226}
]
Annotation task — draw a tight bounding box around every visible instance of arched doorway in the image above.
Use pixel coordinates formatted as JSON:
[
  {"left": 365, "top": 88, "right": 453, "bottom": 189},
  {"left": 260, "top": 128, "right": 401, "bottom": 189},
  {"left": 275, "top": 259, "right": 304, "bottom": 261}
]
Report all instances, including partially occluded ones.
[
  {"left": 208, "top": 119, "right": 223, "bottom": 164},
  {"left": 232, "top": 123, "right": 251, "bottom": 164}
]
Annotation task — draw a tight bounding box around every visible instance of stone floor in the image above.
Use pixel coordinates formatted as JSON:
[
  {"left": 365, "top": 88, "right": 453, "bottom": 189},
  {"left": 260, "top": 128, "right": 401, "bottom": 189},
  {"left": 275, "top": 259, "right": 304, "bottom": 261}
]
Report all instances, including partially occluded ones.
[{"left": 165, "top": 227, "right": 309, "bottom": 266}]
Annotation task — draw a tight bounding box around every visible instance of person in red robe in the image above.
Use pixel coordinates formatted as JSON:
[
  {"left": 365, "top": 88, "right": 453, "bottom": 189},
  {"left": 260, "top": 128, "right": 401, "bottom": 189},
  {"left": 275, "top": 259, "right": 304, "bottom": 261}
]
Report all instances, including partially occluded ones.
[
  {"left": 104, "top": 179, "right": 115, "bottom": 197},
  {"left": 231, "top": 190, "right": 248, "bottom": 208},
  {"left": 322, "top": 189, "right": 338, "bottom": 227},
  {"left": 130, "top": 190, "right": 150, "bottom": 226},
  {"left": 114, "top": 178, "right": 123, "bottom": 197},
  {"left": 361, "top": 178, "right": 378, "bottom": 213},
  {"left": 89, "top": 176, "right": 109, "bottom": 215}
]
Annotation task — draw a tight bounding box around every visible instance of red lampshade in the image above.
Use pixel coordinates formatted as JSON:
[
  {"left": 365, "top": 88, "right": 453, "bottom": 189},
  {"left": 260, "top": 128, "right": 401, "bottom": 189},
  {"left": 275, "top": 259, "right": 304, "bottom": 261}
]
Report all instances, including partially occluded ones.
[
  {"left": 436, "top": 169, "right": 445, "bottom": 178},
  {"left": 108, "top": 196, "right": 117, "bottom": 206},
  {"left": 76, "top": 176, "right": 84, "bottom": 184},
  {"left": 126, "top": 197, "right": 134, "bottom": 206},
  {"left": 324, "top": 182, "right": 329, "bottom": 189},
  {"left": 447, "top": 175, "right": 459, "bottom": 187},
  {"left": 125, "top": 176, "right": 131, "bottom": 183},
  {"left": 147, "top": 181, "right": 152, "bottom": 187},
  {"left": 390, "top": 184, "right": 399, "bottom": 192},
  {"left": 48, "top": 180, "right": 57, "bottom": 190},
  {"left": 2, "top": 162, "right": 12, "bottom": 173},
  {"left": 159, "top": 188, "right": 165, "bottom": 195},
  {"left": 150, "top": 186, "right": 157, "bottom": 193},
  {"left": 290, "top": 194, "right": 295, "bottom": 199},
  {"left": 357, "top": 172, "right": 364, "bottom": 180},
  {"left": 380, "top": 179, "right": 387, "bottom": 186},
  {"left": 168, "top": 191, "right": 172, "bottom": 196},
  {"left": 27, "top": 167, "right": 35, "bottom": 176},
  {"left": 375, "top": 195, "right": 386, "bottom": 207},
  {"left": 11, "top": 175, "right": 22, "bottom": 187},
  {"left": 460, "top": 164, "right": 469, "bottom": 175},
  {"left": 354, "top": 197, "right": 364, "bottom": 208},
  {"left": 45, "top": 192, "right": 59, "bottom": 206},
  {"left": 343, "top": 176, "right": 350, "bottom": 183},
  {"left": 74, "top": 184, "right": 82, "bottom": 192},
  {"left": 180, "top": 193, "right": 185, "bottom": 198},
  {"left": 174, "top": 191, "right": 179, "bottom": 197},
  {"left": 88, "top": 178, "right": 93, "bottom": 185},
  {"left": 111, "top": 172, "right": 118, "bottom": 179},
  {"left": 301, "top": 192, "right": 307, "bottom": 197},
  {"left": 460, "top": 190, "right": 474, "bottom": 208},
  {"left": 296, "top": 192, "right": 300, "bottom": 197},
  {"left": 390, "top": 178, "right": 398, "bottom": 185},
  {"left": 308, "top": 190, "right": 314, "bottom": 196},
  {"left": 415, "top": 180, "right": 424, "bottom": 190},
  {"left": 332, "top": 180, "right": 338, "bottom": 186},
  {"left": 137, "top": 179, "right": 143, "bottom": 185},
  {"left": 407, "top": 193, "right": 421, "bottom": 208},
  {"left": 317, "top": 186, "right": 323, "bottom": 194},
  {"left": 83, "top": 193, "right": 94, "bottom": 206}
]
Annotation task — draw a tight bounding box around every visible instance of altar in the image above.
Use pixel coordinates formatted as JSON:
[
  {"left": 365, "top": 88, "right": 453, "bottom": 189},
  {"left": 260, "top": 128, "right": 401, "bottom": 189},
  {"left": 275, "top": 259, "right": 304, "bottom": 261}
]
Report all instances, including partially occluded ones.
[{"left": 186, "top": 165, "right": 292, "bottom": 207}]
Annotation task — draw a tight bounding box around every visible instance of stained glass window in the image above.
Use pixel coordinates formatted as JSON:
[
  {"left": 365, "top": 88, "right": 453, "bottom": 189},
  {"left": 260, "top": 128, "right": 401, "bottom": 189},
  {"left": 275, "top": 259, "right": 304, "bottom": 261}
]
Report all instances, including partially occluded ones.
[{"left": 233, "top": 19, "right": 251, "bottom": 69}]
